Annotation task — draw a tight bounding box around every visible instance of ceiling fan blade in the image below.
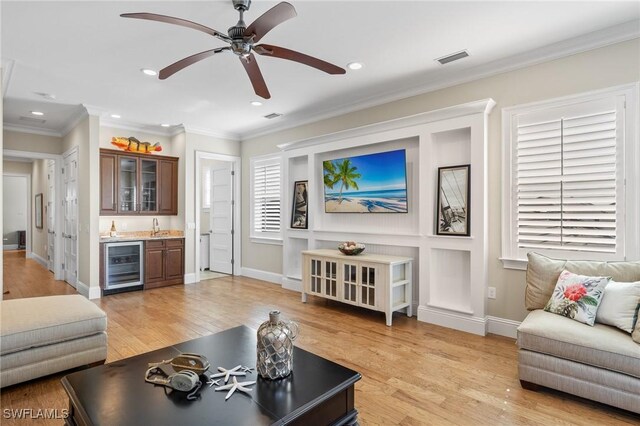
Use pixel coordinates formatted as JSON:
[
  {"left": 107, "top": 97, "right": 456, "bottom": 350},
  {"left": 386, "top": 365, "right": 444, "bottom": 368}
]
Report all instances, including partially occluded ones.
[
  {"left": 239, "top": 54, "right": 271, "bottom": 99},
  {"left": 254, "top": 44, "right": 346, "bottom": 75},
  {"left": 159, "top": 47, "right": 230, "bottom": 80},
  {"left": 244, "top": 2, "right": 297, "bottom": 43},
  {"left": 120, "top": 13, "right": 231, "bottom": 43}
]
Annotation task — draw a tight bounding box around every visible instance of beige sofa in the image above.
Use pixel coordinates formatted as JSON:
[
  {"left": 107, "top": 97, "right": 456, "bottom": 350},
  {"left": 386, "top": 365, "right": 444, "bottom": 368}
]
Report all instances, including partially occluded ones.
[
  {"left": 1, "top": 295, "right": 107, "bottom": 388},
  {"left": 517, "top": 253, "right": 640, "bottom": 414}
]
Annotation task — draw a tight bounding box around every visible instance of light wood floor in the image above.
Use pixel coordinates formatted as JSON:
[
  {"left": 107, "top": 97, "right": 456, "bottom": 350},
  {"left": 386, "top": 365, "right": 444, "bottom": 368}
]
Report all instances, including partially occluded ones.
[
  {"left": 1, "top": 259, "right": 638, "bottom": 425},
  {"left": 2, "top": 250, "right": 77, "bottom": 300}
]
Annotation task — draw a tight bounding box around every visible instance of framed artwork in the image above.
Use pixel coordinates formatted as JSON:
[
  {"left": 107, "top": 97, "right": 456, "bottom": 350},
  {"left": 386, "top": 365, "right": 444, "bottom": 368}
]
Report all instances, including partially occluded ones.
[
  {"left": 436, "top": 165, "right": 470, "bottom": 236},
  {"left": 35, "top": 193, "right": 44, "bottom": 229},
  {"left": 291, "top": 180, "right": 308, "bottom": 229}
]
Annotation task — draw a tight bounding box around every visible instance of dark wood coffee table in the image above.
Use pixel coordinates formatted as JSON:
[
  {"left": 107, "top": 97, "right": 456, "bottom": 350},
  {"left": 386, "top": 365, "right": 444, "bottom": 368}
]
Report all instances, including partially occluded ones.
[{"left": 61, "top": 326, "right": 361, "bottom": 425}]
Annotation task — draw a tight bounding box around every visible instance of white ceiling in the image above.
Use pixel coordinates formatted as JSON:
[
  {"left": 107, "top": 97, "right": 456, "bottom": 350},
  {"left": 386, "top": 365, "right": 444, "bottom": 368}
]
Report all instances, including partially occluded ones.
[{"left": 2, "top": 1, "right": 639, "bottom": 139}]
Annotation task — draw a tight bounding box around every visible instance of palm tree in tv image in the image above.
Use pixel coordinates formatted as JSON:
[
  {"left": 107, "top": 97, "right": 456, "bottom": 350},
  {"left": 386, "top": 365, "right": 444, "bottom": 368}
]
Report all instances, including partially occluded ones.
[{"left": 324, "top": 159, "right": 361, "bottom": 204}]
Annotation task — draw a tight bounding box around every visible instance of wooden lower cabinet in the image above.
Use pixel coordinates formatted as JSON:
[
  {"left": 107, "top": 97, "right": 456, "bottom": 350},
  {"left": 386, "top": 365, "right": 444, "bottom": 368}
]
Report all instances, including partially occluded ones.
[{"left": 144, "top": 238, "right": 184, "bottom": 289}]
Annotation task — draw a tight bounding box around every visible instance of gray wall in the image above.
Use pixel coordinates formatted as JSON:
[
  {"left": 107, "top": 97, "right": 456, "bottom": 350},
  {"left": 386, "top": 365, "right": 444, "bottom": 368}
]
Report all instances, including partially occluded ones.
[{"left": 241, "top": 38, "right": 640, "bottom": 322}]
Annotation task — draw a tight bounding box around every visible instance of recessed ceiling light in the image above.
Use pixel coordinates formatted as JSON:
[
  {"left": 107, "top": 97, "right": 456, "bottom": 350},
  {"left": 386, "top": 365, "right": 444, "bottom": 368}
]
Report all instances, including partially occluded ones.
[
  {"left": 110, "top": 114, "right": 121, "bottom": 119},
  {"left": 250, "top": 101, "right": 263, "bottom": 106},
  {"left": 141, "top": 68, "right": 158, "bottom": 76},
  {"left": 31, "top": 111, "right": 44, "bottom": 116},
  {"left": 160, "top": 123, "right": 171, "bottom": 127},
  {"left": 347, "top": 62, "right": 363, "bottom": 70}
]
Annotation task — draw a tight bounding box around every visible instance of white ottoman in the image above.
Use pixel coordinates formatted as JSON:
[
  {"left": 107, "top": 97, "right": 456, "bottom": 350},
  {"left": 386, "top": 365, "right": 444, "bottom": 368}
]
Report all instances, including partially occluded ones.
[{"left": 1, "top": 295, "right": 107, "bottom": 387}]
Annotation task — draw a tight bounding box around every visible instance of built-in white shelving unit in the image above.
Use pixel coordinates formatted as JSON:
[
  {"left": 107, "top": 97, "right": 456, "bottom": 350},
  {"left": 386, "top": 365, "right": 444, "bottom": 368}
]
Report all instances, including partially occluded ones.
[{"left": 279, "top": 99, "right": 495, "bottom": 335}]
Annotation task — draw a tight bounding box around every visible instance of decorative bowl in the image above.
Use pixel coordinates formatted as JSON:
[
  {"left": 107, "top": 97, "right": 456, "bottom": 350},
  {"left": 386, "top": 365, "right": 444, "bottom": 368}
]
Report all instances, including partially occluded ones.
[{"left": 338, "top": 241, "right": 365, "bottom": 256}]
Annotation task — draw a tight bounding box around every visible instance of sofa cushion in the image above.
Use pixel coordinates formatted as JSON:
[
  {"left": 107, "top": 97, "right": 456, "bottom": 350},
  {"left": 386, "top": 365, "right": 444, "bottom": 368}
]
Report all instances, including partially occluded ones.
[
  {"left": 543, "top": 270, "right": 609, "bottom": 326},
  {"left": 525, "top": 252, "right": 640, "bottom": 310},
  {"left": 517, "top": 309, "right": 640, "bottom": 379},
  {"left": 0, "top": 295, "right": 107, "bottom": 355},
  {"left": 596, "top": 280, "right": 640, "bottom": 333},
  {"left": 634, "top": 314, "right": 640, "bottom": 344}
]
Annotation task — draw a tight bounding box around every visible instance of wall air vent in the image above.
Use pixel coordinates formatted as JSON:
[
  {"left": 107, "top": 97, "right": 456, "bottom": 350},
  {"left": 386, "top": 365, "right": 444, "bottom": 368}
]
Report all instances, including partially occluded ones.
[
  {"left": 19, "top": 116, "right": 46, "bottom": 124},
  {"left": 263, "top": 113, "right": 282, "bottom": 120},
  {"left": 436, "top": 50, "right": 469, "bottom": 65}
]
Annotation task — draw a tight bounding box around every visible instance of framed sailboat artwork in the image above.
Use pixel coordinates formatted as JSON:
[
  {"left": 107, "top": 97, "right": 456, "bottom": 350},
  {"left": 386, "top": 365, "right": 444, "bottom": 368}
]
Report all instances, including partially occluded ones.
[{"left": 436, "top": 165, "right": 470, "bottom": 236}]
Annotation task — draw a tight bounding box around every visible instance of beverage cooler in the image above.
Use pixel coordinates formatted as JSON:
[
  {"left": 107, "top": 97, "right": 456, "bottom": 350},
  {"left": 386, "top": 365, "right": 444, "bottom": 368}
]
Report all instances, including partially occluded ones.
[{"left": 104, "top": 241, "right": 143, "bottom": 290}]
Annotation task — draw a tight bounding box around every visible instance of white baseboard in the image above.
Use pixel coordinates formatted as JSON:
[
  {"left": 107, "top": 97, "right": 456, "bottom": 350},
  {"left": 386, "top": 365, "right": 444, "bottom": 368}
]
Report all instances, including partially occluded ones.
[
  {"left": 184, "top": 273, "right": 197, "bottom": 284},
  {"left": 240, "top": 267, "right": 283, "bottom": 285},
  {"left": 3, "top": 244, "right": 18, "bottom": 250},
  {"left": 28, "top": 252, "right": 48, "bottom": 268},
  {"left": 76, "top": 281, "right": 101, "bottom": 300},
  {"left": 417, "top": 305, "right": 488, "bottom": 336},
  {"left": 282, "top": 277, "right": 302, "bottom": 292},
  {"left": 487, "top": 316, "right": 520, "bottom": 339}
]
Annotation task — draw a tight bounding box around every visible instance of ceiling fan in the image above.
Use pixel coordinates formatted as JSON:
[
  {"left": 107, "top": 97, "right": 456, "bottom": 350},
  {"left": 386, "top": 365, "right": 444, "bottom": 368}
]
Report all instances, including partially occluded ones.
[{"left": 121, "top": 0, "right": 346, "bottom": 99}]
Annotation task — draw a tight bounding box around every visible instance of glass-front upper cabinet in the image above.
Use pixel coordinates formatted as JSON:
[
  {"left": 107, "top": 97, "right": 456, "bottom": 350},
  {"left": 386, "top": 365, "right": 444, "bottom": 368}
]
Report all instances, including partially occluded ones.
[
  {"left": 140, "top": 159, "right": 158, "bottom": 212},
  {"left": 100, "top": 149, "right": 179, "bottom": 216},
  {"left": 119, "top": 157, "right": 138, "bottom": 212}
]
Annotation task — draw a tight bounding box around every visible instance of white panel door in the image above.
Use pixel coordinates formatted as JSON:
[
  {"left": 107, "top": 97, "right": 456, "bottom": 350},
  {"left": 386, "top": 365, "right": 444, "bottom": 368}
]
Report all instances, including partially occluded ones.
[
  {"left": 47, "top": 160, "right": 56, "bottom": 272},
  {"left": 209, "top": 161, "right": 233, "bottom": 274},
  {"left": 63, "top": 151, "right": 78, "bottom": 287}
]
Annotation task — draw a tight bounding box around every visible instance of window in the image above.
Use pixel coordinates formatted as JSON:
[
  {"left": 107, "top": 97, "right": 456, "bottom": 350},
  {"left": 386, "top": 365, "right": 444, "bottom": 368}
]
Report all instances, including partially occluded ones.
[
  {"left": 250, "top": 155, "right": 282, "bottom": 242},
  {"left": 502, "top": 85, "right": 638, "bottom": 269},
  {"left": 202, "top": 166, "right": 211, "bottom": 209}
]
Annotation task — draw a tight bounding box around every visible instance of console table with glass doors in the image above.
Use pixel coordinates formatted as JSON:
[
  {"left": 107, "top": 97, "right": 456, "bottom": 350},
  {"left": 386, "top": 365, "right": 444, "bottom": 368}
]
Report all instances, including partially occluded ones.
[{"left": 301, "top": 249, "right": 413, "bottom": 326}]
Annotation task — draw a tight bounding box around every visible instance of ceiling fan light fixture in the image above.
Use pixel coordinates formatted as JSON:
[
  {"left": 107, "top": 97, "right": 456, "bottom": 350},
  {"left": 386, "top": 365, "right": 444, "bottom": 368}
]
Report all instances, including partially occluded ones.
[
  {"left": 347, "top": 62, "right": 363, "bottom": 70},
  {"left": 160, "top": 123, "right": 171, "bottom": 127},
  {"left": 110, "top": 114, "right": 121, "bottom": 119},
  {"left": 31, "top": 111, "right": 45, "bottom": 116},
  {"left": 141, "top": 68, "right": 158, "bottom": 76},
  {"left": 34, "top": 92, "right": 56, "bottom": 100},
  {"left": 250, "top": 101, "right": 263, "bottom": 106}
]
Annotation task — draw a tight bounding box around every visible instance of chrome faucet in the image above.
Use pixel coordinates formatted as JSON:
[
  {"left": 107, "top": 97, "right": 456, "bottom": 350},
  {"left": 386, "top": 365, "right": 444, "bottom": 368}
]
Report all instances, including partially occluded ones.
[{"left": 152, "top": 218, "right": 160, "bottom": 236}]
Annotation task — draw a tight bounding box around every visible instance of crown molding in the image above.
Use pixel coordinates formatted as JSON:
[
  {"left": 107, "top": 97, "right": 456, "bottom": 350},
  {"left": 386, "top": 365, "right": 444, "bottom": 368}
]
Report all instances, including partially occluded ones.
[
  {"left": 60, "top": 107, "right": 89, "bottom": 137},
  {"left": 241, "top": 20, "right": 640, "bottom": 141},
  {"left": 3, "top": 123, "right": 62, "bottom": 138},
  {"left": 277, "top": 98, "right": 495, "bottom": 152},
  {"left": 2, "top": 59, "right": 15, "bottom": 98},
  {"left": 99, "top": 118, "right": 176, "bottom": 138},
  {"left": 182, "top": 125, "right": 241, "bottom": 142}
]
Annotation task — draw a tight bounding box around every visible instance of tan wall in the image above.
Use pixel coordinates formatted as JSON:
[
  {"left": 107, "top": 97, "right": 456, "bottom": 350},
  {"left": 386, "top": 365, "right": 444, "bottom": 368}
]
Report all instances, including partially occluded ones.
[
  {"left": 31, "top": 159, "right": 48, "bottom": 260},
  {"left": 183, "top": 132, "right": 240, "bottom": 276},
  {"left": 3, "top": 130, "right": 63, "bottom": 155},
  {"left": 3, "top": 160, "right": 32, "bottom": 175},
  {"left": 62, "top": 115, "right": 101, "bottom": 292},
  {"left": 241, "top": 38, "right": 640, "bottom": 322},
  {"left": 1, "top": 74, "right": 3, "bottom": 293},
  {"left": 98, "top": 126, "right": 177, "bottom": 234}
]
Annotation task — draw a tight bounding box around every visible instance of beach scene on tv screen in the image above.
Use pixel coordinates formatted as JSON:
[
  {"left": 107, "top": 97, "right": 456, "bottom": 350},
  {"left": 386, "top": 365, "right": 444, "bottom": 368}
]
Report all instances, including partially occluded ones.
[{"left": 323, "top": 149, "right": 408, "bottom": 213}]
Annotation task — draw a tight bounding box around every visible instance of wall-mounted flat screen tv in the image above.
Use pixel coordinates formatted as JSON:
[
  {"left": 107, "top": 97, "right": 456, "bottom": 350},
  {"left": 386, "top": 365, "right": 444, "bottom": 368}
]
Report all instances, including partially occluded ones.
[{"left": 323, "top": 149, "right": 408, "bottom": 213}]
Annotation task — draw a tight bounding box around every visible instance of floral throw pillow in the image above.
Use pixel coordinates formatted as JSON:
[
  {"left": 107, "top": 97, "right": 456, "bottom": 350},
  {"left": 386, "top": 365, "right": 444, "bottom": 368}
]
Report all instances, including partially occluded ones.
[{"left": 544, "top": 270, "right": 610, "bottom": 326}]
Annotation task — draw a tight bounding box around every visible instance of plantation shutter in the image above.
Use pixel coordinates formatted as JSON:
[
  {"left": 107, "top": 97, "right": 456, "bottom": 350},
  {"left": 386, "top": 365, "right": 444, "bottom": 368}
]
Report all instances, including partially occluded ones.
[
  {"left": 253, "top": 160, "right": 281, "bottom": 234},
  {"left": 516, "top": 99, "right": 619, "bottom": 254}
]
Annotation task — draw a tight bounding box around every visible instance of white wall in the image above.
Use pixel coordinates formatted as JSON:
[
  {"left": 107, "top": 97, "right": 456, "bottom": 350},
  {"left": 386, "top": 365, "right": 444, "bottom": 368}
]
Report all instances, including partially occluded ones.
[
  {"left": 3, "top": 175, "right": 28, "bottom": 247},
  {"left": 241, "top": 38, "right": 640, "bottom": 323}
]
